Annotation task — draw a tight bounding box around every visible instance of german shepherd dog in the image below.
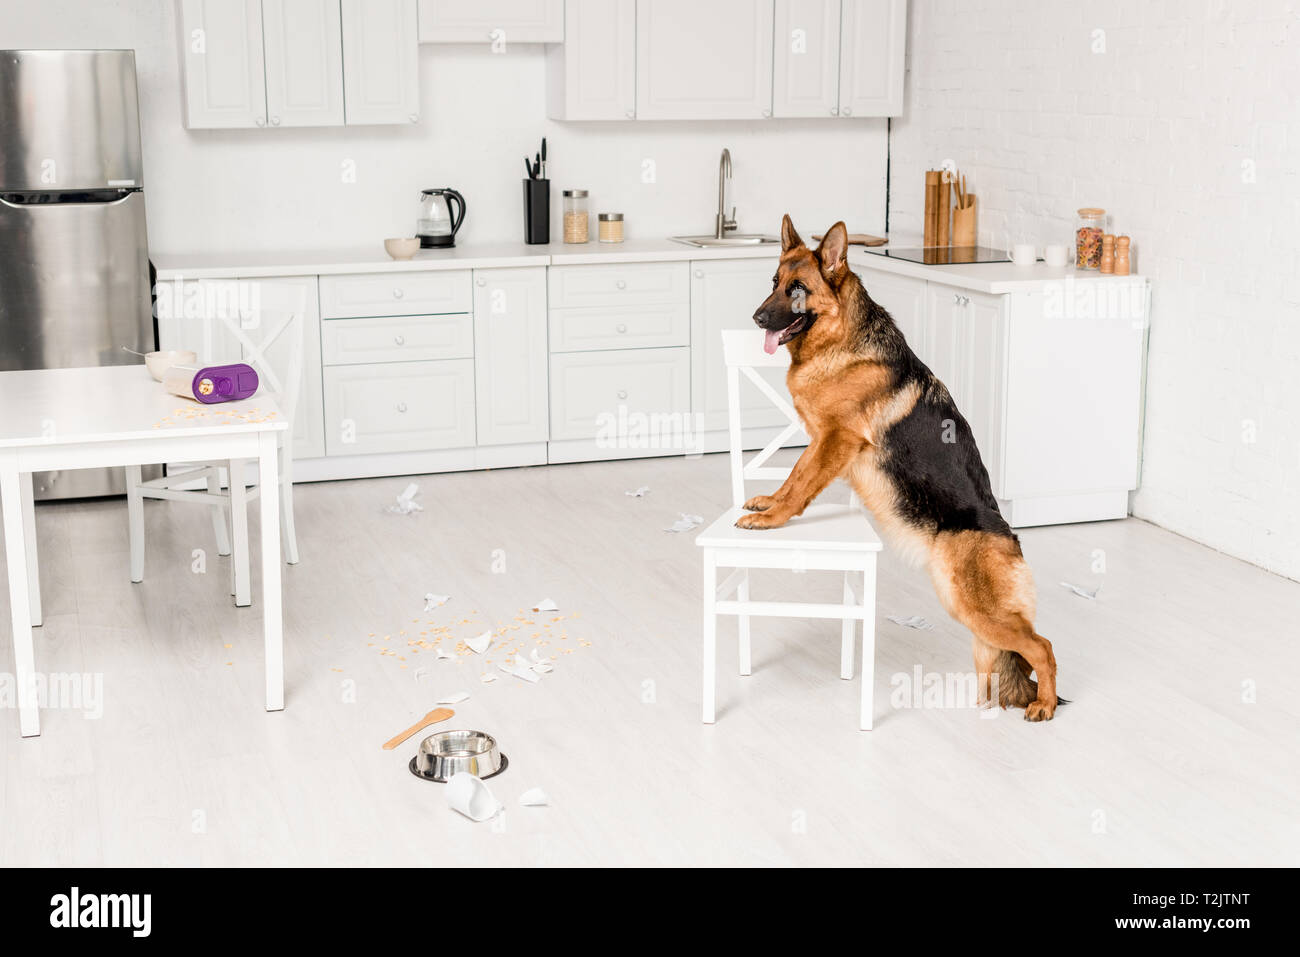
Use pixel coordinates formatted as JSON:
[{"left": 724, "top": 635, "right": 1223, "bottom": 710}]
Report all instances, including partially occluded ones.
[{"left": 740, "top": 216, "right": 1060, "bottom": 721}]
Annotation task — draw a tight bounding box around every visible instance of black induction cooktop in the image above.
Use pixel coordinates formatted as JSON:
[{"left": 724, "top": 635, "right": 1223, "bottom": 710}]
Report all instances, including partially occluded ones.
[{"left": 864, "top": 245, "right": 1011, "bottom": 265}]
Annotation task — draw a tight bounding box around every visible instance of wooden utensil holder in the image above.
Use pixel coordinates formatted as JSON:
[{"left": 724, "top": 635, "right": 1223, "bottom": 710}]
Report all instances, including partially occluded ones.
[{"left": 952, "top": 196, "right": 977, "bottom": 247}]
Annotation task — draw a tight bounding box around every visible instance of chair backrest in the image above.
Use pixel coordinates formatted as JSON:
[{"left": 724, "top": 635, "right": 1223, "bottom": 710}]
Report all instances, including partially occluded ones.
[
  {"left": 721, "top": 329, "right": 806, "bottom": 507},
  {"left": 196, "top": 279, "right": 306, "bottom": 426}
]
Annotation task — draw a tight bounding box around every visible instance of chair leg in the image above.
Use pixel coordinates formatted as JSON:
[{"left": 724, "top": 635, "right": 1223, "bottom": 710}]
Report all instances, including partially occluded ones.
[
  {"left": 228, "top": 458, "right": 251, "bottom": 607},
  {"left": 840, "top": 571, "right": 855, "bottom": 680},
  {"left": 280, "top": 450, "right": 299, "bottom": 565},
  {"left": 702, "top": 551, "right": 717, "bottom": 724},
  {"left": 208, "top": 471, "right": 231, "bottom": 556},
  {"left": 20, "top": 473, "right": 42, "bottom": 625},
  {"left": 737, "top": 569, "right": 751, "bottom": 676},
  {"left": 861, "top": 558, "right": 877, "bottom": 731},
  {"left": 126, "top": 464, "right": 145, "bottom": 584}
]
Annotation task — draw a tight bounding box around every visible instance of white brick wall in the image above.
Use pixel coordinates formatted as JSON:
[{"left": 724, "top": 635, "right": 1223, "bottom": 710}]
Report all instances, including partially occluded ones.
[{"left": 890, "top": 0, "right": 1300, "bottom": 581}]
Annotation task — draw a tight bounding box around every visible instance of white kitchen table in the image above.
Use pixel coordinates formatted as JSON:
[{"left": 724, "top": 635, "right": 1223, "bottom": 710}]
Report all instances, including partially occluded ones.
[{"left": 0, "top": 365, "right": 287, "bottom": 737}]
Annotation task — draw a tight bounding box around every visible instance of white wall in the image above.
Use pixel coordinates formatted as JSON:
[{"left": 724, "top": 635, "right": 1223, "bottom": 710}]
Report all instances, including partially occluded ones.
[
  {"left": 889, "top": 0, "right": 1300, "bottom": 581},
  {"left": 2, "top": 0, "right": 888, "bottom": 253}
]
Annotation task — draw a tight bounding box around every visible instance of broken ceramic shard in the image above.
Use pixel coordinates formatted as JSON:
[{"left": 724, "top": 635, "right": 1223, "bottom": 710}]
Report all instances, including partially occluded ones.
[
  {"left": 886, "top": 615, "right": 935, "bottom": 630},
  {"left": 467, "top": 631, "right": 492, "bottom": 654},
  {"left": 424, "top": 593, "right": 450, "bottom": 611},
  {"left": 532, "top": 598, "right": 558, "bottom": 612},
  {"left": 519, "top": 787, "right": 549, "bottom": 807},
  {"left": 446, "top": 772, "right": 502, "bottom": 822},
  {"left": 1059, "top": 581, "right": 1102, "bottom": 600},
  {"left": 665, "top": 513, "right": 704, "bottom": 533},
  {"left": 438, "top": 691, "right": 470, "bottom": 705}
]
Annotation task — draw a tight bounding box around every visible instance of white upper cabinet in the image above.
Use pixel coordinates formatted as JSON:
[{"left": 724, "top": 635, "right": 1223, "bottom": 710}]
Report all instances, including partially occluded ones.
[
  {"left": 636, "top": 0, "right": 775, "bottom": 120},
  {"left": 179, "top": 0, "right": 268, "bottom": 128},
  {"left": 341, "top": 0, "right": 420, "bottom": 125},
  {"left": 179, "top": 0, "right": 419, "bottom": 128},
  {"left": 772, "top": 0, "right": 842, "bottom": 118},
  {"left": 262, "top": 0, "right": 345, "bottom": 127},
  {"left": 838, "top": 0, "right": 906, "bottom": 117},
  {"left": 418, "top": 0, "right": 564, "bottom": 43},
  {"left": 546, "top": 0, "right": 635, "bottom": 121}
]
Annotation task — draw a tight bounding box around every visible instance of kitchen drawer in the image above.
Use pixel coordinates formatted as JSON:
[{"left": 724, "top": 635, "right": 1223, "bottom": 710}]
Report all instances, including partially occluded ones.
[
  {"left": 547, "top": 261, "right": 689, "bottom": 309},
  {"left": 319, "top": 270, "right": 472, "bottom": 319},
  {"left": 322, "top": 314, "right": 473, "bottom": 365},
  {"left": 549, "top": 347, "right": 690, "bottom": 441},
  {"left": 323, "top": 359, "right": 475, "bottom": 455},
  {"left": 549, "top": 302, "right": 689, "bottom": 353}
]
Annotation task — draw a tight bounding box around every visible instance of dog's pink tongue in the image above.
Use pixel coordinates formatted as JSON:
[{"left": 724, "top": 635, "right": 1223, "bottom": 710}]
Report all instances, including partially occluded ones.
[{"left": 763, "top": 328, "right": 782, "bottom": 355}]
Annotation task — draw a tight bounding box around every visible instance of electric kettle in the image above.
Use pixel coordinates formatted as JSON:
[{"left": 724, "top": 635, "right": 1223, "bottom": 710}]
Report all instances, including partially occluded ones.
[{"left": 417, "top": 188, "right": 466, "bottom": 248}]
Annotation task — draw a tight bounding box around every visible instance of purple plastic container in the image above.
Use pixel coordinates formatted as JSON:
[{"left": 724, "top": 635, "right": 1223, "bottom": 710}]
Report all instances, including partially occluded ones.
[{"left": 163, "top": 363, "right": 260, "bottom": 404}]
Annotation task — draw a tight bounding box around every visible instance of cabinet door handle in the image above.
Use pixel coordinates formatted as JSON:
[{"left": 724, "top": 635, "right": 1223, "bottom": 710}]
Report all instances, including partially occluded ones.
[
  {"left": 254, "top": 116, "right": 266, "bottom": 127},
  {"left": 408, "top": 114, "right": 418, "bottom": 123},
  {"left": 476, "top": 277, "right": 486, "bottom": 287},
  {"left": 616, "top": 279, "right": 627, "bottom": 290},
  {"left": 617, "top": 390, "right": 628, "bottom": 400},
  {"left": 396, "top": 402, "right": 408, "bottom": 413},
  {"left": 625, "top": 109, "right": 635, "bottom": 119},
  {"left": 270, "top": 115, "right": 281, "bottom": 126},
  {"left": 842, "top": 107, "right": 852, "bottom": 117},
  {"left": 761, "top": 108, "right": 771, "bottom": 118},
  {"left": 694, "top": 270, "right": 704, "bottom": 279},
  {"left": 393, "top": 288, "right": 404, "bottom": 299},
  {"left": 616, "top": 323, "right": 628, "bottom": 333},
  {"left": 394, "top": 335, "right": 405, "bottom": 346}
]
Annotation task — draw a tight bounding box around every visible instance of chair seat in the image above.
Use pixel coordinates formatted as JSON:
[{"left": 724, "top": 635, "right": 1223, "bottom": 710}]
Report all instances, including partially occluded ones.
[{"left": 694, "top": 504, "right": 883, "bottom": 552}]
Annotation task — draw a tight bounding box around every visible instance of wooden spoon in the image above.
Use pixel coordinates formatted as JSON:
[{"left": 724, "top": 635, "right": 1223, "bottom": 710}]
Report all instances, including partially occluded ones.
[{"left": 382, "top": 707, "right": 455, "bottom": 751}]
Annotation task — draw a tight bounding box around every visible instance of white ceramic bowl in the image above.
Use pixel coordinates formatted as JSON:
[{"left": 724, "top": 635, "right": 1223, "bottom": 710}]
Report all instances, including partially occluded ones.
[
  {"left": 384, "top": 237, "right": 420, "bottom": 261},
  {"left": 144, "top": 349, "right": 197, "bottom": 382}
]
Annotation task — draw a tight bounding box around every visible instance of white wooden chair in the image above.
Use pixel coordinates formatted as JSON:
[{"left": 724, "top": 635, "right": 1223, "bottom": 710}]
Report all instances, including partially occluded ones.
[
  {"left": 126, "top": 280, "right": 304, "bottom": 606},
  {"left": 695, "top": 330, "right": 884, "bottom": 729}
]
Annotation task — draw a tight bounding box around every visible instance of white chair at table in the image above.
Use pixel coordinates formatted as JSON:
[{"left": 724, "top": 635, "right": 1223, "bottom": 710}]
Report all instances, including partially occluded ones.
[
  {"left": 126, "top": 280, "right": 304, "bottom": 606},
  {"left": 694, "top": 330, "right": 884, "bottom": 730}
]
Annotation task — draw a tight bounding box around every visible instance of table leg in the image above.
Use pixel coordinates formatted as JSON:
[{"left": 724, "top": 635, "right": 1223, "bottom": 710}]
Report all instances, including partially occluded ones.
[
  {"left": 1, "top": 462, "right": 40, "bottom": 736},
  {"left": 20, "top": 472, "right": 41, "bottom": 627},
  {"left": 861, "top": 557, "right": 877, "bottom": 732},
  {"left": 257, "top": 432, "right": 283, "bottom": 712},
  {"left": 228, "top": 458, "right": 250, "bottom": 607}
]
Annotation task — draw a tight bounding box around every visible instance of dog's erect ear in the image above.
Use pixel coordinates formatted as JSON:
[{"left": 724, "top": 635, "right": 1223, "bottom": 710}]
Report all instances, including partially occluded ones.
[
  {"left": 780, "top": 214, "right": 803, "bottom": 252},
  {"left": 817, "top": 221, "right": 848, "bottom": 276}
]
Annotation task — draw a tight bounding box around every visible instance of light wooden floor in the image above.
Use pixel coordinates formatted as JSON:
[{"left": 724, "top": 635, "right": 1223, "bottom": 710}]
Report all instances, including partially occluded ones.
[{"left": 1, "top": 453, "right": 1297, "bottom": 867}]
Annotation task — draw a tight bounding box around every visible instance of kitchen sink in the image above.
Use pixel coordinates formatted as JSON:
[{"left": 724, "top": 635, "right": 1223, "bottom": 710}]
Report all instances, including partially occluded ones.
[{"left": 670, "top": 234, "right": 780, "bottom": 247}]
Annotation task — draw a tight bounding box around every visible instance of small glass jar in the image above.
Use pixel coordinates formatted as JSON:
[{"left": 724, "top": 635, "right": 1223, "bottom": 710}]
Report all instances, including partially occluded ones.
[
  {"left": 598, "top": 212, "right": 624, "bottom": 243},
  {"left": 1075, "top": 207, "right": 1106, "bottom": 269},
  {"left": 563, "top": 189, "right": 589, "bottom": 243}
]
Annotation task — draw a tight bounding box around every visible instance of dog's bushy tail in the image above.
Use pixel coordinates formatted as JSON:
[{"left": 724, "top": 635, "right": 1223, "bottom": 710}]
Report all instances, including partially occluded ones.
[{"left": 993, "top": 650, "right": 1069, "bottom": 707}]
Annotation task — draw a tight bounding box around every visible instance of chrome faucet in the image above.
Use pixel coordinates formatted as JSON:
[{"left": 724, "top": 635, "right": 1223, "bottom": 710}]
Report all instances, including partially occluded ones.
[{"left": 715, "top": 148, "right": 737, "bottom": 239}]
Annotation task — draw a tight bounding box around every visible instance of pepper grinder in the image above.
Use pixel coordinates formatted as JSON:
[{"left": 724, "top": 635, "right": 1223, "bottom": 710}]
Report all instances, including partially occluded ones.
[
  {"left": 1099, "top": 233, "right": 1115, "bottom": 274},
  {"left": 1114, "top": 236, "right": 1131, "bottom": 276}
]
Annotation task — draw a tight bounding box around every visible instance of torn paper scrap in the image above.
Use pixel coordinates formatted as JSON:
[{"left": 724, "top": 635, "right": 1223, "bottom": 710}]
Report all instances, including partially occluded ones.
[
  {"left": 886, "top": 615, "right": 935, "bottom": 630},
  {"left": 529, "top": 648, "right": 554, "bottom": 675},
  {"left": 437, "top": 691, "right": 470, "bottom": 705},
  {"left": 479, "top": 673, "right": 498, "bottom": 683},
  {"left": 1059, "top": 581, "right": 1102, "bottom": 600},
  {"left": 532, "top": 598, "right": 558, "bottom": 613},
  {"left": 466, "top": 631, "right": 492, "bottom": 654},
  {"left": 386, "top": 482, "right": 423, "bottom": 515},
  {"left": 625, "top": 486, "right": 650, "bottom": 497},
  {"left": 519, "top": 787, "right": 549, "bottom": 807},
  {"left": 446, "top": 772, "right": 502, "bottom": 822},
  {"left": 665, "top": 513, "right": 705, "bottom": 533},
  {"left": 499, "top": 654, "right": 541, "bottom": 683},
  {"left": 424, "top": 593, "right": 450, "bottom": 611}
]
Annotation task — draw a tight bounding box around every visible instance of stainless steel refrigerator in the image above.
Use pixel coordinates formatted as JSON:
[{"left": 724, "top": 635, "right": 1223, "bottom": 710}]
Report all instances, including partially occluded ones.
[{"left": 0, "top": 49, "right": 154, "bottom": 499}]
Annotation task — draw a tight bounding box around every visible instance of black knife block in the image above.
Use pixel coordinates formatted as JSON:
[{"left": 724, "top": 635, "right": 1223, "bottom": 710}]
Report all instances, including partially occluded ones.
[{"left": 523, "top": 178, "right": 550, "bottom": 245}]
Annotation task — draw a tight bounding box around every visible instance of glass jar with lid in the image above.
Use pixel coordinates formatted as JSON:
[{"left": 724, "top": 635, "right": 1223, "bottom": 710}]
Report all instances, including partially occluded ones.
[
  {"left": 598, "top": 212, "right": 624, "bottom": 243},
  {"left": 563, "top": 189, "right": 590, "bottom": 243},
  {"left": 1075, "top": 207, "right": 1106, "bottom": 269}
]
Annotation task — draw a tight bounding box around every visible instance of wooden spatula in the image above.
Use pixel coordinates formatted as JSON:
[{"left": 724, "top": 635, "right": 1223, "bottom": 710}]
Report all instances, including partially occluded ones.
[{"left": 383, "top": 707, "right": 454, "bottom": 751}]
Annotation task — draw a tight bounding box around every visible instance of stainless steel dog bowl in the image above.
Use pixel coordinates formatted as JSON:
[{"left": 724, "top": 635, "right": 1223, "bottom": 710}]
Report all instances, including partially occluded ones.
[{"left": 408, "top": 729, "right": 508, "bottom": 783}]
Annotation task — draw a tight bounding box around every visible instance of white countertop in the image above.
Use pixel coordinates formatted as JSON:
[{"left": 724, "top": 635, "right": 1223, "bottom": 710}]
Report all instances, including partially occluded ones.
[
  {"left": 152, "top": 237, "right": 781, "bottom": 280},
  {"left": 848, "top": 246, "right": 1146, "bottom": 294}
]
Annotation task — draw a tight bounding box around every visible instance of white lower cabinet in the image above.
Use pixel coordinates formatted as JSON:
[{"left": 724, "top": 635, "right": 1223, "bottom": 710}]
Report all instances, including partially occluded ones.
[
  {"left": 324, "top": 358, "right": 475, "bottom": 455},
  {"left": 549, "top": 348, "right": 691, "bottom": 442},
  {"left": 473, "top": 267, "right": 549, "bottom": 445},
  {"left": 690, "top": 258, "right": 790, "bottom": 433}
]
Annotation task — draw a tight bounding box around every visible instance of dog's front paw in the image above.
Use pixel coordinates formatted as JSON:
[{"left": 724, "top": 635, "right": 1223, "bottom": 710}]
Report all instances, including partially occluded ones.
[
  {"left": 735, "top": 510, "right": 791, "bottom": 530},
  {"left": 1024, "top": 699, "right": 1056, "bottom": 722},
  {"left": 743, "top": 494, "right": 778, "bottom": 512}
]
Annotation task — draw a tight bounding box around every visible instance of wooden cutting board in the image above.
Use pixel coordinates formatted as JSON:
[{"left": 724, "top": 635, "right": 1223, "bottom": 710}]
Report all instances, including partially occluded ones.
[{"left": 813, "top": 233, "right": 887, "bottom": 246}]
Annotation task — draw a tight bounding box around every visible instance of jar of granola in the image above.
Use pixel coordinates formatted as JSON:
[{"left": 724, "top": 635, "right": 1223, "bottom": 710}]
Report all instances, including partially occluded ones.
[{"left": 1075, "top": 208, "right": 1106, "bottom": 270}]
